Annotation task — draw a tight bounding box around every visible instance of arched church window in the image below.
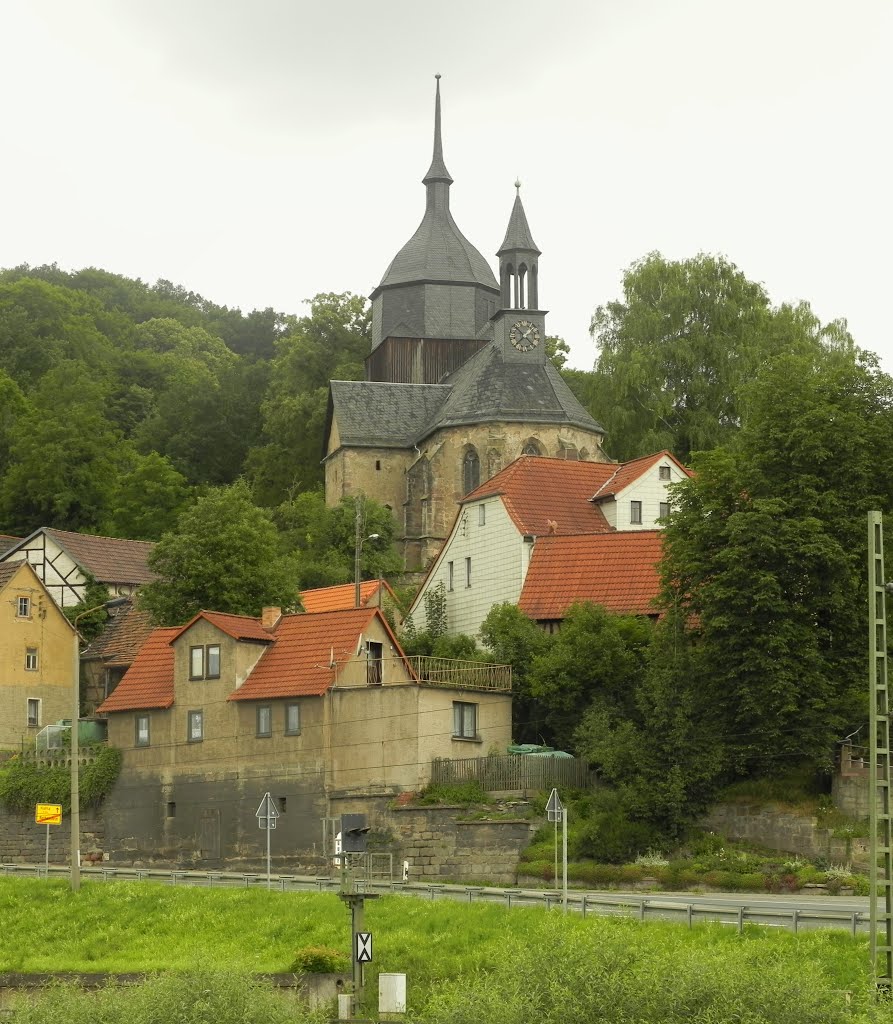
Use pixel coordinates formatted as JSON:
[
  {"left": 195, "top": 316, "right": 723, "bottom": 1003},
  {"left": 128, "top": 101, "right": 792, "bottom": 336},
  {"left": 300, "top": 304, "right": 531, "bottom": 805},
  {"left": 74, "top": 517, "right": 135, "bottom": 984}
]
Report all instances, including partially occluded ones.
[
  {"left": 501, "top": 264, "right": 513, "bottom": 309},
  {"left": 463, "top": 449, "right": 480, "bottom": 494},
  {"left": 528, "top": 265, "right": 538, "bottom": 308},
  {"left": 521, "top": 439, "right": 542, "bottom": 457}
]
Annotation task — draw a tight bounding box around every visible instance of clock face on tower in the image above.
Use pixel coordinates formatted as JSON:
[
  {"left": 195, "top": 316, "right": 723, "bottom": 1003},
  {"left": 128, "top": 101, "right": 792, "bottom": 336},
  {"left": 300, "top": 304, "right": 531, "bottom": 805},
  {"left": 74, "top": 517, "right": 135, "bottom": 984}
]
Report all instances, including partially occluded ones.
[{"left": 509, "top": 319, "right": 541, "bottom": 352}]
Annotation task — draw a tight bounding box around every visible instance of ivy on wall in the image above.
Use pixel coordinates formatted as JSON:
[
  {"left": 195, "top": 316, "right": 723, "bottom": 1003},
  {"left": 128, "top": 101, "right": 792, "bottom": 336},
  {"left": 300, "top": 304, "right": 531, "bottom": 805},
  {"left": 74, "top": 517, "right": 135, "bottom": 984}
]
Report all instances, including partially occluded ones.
[{"left": 0, "top": 746, "right": 122, "bottom": 813}]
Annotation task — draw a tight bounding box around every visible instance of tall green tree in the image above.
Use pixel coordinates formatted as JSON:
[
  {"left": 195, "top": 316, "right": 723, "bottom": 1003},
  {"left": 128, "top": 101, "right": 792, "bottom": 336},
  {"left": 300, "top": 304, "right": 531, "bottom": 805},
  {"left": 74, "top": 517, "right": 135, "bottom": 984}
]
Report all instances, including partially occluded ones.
[
  {"left": 249, "top": 292, "right": 370, "bottom": 503},
  {"left": 661, "top": 348, "right": 893, "bottom": 775},
  {"left": 139, "top": 481, "right": 301, "bottom": 625},
  {"left": 526, "top": 603, "right": 653, "bottom": 751},
  {"left": 589, "top": 252, "right": 852, "bottom": 461},
  {"left": 0, "top": 362, "right": 126, "bottom": 533},
  {"left": 478, "top": 603, "right": 550, "bottom": 743},
  {"left": 102, "top": 450, "right": 193, "bottom": 540},
  {"left": 274, "top": 490, "right": 402, "bottom": 590}
]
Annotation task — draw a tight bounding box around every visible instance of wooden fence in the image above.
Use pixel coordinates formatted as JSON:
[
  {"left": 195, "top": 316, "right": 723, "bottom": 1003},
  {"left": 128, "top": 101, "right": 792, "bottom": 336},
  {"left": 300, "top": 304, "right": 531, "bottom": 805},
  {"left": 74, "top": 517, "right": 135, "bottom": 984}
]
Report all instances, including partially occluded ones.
[{"left": 430, "top": 753, "right": 596, "bottom": 792}]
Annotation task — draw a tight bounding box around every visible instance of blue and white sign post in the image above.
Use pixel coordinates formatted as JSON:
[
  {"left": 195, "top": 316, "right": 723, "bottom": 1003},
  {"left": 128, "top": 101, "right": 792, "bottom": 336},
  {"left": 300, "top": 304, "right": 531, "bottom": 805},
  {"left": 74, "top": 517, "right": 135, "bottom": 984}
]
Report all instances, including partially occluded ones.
[{"left": 255, "top": 792, "right": 279, "bottom": 889}]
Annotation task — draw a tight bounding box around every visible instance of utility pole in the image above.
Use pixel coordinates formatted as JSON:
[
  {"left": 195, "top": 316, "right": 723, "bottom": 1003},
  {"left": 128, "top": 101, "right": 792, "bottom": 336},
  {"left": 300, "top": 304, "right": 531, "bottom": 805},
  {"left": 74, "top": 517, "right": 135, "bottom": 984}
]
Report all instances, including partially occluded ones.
[{"left": 868, "top": 511, "right": 892, "bottom": 994}]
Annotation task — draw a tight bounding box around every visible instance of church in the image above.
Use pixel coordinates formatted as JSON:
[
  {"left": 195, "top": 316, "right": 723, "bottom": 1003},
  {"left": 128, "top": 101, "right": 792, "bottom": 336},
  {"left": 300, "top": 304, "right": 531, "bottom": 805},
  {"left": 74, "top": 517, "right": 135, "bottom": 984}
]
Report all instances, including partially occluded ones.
[{"left": 323, "top": 78, "right": 609, "bottom": 569}]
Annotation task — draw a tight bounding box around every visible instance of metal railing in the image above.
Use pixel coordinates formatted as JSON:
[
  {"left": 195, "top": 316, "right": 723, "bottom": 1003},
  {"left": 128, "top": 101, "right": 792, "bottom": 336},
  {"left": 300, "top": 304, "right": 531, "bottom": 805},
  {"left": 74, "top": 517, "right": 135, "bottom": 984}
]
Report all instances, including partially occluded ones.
[
  {"left": 0, "top": 862, "right": 867, "bottom": 935},
  {"left": 406, "top": 656, "right": 511, "bottom": 692},
  {"left": 431, "top": 752, "right": 595, "bottom": 791}
]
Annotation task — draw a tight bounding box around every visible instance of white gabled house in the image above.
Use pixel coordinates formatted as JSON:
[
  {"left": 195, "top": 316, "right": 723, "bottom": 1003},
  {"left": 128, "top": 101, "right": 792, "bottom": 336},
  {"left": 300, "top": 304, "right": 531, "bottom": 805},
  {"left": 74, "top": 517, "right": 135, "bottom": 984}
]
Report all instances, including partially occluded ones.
[{"left": 407, "top": 451, "right": 691, "bottom": 638}]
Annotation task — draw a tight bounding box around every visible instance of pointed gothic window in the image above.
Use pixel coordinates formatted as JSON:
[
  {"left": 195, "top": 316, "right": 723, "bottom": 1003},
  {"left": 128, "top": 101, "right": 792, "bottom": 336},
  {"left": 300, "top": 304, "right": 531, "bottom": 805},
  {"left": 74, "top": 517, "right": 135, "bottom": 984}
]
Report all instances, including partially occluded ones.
[
  {"left": 463, "top": 449, "right": 480, "bottom": 494},
  {"left": 522, "top": 439, "right": 542, "bottom": 457}
]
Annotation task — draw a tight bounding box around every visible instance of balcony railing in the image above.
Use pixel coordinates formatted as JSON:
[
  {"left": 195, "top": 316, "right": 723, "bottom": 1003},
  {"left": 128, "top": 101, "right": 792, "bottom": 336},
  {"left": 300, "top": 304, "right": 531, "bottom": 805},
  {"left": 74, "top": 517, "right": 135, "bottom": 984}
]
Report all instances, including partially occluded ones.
[{"left": 405, "top": 656, "right": 512, "bottom": 692}]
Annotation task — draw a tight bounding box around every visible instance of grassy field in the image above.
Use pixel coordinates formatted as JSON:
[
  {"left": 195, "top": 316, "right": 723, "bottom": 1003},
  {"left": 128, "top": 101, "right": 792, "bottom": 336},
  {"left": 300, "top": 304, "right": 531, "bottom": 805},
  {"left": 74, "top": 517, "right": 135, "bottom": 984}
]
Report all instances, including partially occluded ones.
[{"left": 2, "top": 878, "right": 892, "bottom": 1023}]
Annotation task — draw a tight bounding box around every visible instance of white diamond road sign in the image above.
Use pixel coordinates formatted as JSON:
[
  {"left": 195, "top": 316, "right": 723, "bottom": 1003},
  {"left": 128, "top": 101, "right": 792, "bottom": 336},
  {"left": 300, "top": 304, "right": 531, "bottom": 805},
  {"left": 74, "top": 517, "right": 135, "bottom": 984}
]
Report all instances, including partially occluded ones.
[
  {"left": 356, "top": 932, "right": 373, "bottom": 963},
  {"left": 255, "top": 792, "right": 280, "bottom": 831},
  {"left": 546, "top": 787, "right": 563, "bottom": 822}
]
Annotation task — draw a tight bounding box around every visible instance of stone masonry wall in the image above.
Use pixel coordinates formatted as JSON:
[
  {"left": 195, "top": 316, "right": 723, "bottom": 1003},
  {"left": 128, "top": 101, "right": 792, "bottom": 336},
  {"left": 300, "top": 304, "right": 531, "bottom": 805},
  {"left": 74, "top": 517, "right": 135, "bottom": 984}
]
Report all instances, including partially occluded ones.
[
  {"left": 0, "top": 807, "right": 106, "bottom": 866},
  {"left": 703, "top": 803, "right": 868, "bottom": 869}
]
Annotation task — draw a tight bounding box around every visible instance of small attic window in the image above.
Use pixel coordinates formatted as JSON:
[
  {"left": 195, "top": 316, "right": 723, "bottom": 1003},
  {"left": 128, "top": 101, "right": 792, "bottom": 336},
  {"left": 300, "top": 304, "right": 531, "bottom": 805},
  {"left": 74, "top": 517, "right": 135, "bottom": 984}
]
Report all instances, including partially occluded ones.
[
  {"left": 375, "top": 460, "right": 381, "bottom": 470},
  {"left": 659, "top": 465, "right": 671, "bottom": 481}
]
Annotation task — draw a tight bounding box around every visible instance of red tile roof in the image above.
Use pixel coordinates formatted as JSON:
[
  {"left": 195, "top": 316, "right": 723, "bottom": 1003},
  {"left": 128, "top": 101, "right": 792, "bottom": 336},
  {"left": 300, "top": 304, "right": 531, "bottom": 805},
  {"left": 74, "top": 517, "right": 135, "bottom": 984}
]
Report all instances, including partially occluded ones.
[
  {"left": 230, "top": 607, "right": 398, "bottom": 701},
  {"left": 173, "top": 610, "right": 276, "bottom": 644},
  {"left": 300, "top": 579, "right": 399, "bottom": 613},
  {"left": 519, "top": 530, "right": 665, "bottom": 620},
  {"left": 591, "top": 450, "right": 692, "bottom": 500},
  {"left": 82, "top": 604, "right": 155, "bottom": 667},
  {"left": 461, "top": 457, "right": 616, "bottom": 535},
  {"left": 97, "top": 628, "right": 178, "bottom": 712},
  {"left": 99, "top": 607, "right": 410, "bottom": 712}
]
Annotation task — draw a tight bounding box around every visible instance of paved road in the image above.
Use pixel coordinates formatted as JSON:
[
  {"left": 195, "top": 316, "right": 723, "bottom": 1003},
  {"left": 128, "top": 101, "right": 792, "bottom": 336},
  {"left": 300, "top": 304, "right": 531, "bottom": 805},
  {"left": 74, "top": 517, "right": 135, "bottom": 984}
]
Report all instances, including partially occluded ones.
[{"left": 2, "top": 862, "right": 872, "bottom": 933}]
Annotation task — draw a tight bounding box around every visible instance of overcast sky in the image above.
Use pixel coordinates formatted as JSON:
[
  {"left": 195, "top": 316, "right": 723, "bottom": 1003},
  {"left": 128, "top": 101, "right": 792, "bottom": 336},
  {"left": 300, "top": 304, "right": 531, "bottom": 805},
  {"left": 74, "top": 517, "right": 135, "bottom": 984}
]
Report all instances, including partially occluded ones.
[{"left": 1, "top": 1, "right": 889, "bottom": 371}]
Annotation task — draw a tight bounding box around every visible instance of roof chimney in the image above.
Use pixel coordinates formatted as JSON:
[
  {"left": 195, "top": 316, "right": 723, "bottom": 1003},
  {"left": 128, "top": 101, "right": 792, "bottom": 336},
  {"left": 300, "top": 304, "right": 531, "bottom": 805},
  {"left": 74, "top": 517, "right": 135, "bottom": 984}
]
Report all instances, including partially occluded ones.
[{"left": 261, "top": 607, "right": 282, "bottom": 632}]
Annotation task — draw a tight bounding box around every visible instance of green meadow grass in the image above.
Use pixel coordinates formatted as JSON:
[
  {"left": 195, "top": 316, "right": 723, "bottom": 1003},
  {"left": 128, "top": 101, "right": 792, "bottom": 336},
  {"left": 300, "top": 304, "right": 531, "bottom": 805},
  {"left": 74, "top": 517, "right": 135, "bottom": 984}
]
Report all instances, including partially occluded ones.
[{"left": 2, "top": 878, "right": 893, "bottom": 1022}]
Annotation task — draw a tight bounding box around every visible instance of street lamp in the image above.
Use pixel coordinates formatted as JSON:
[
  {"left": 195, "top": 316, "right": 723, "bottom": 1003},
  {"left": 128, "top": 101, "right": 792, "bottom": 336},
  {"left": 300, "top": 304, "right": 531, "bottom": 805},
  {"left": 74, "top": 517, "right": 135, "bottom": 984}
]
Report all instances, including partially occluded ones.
[
  {"left": 353, "top": 494, "right": 380, "bottom": 609},
  {"left": 70, "top": 595, "right": 129, "bottom": 892}
]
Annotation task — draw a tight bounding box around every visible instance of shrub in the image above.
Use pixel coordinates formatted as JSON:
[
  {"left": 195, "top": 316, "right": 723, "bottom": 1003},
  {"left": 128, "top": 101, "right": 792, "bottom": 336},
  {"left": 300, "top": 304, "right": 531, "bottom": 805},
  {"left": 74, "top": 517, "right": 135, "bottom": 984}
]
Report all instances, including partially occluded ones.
[
  {"left": 575, "top": 812, "right": 656, "bottom": 864},
  {"left": 417, "top": 781, "right": 490, "bottom": 806},
  {"left": 289, "top": 946, "right": 349, "bottom": 974}
]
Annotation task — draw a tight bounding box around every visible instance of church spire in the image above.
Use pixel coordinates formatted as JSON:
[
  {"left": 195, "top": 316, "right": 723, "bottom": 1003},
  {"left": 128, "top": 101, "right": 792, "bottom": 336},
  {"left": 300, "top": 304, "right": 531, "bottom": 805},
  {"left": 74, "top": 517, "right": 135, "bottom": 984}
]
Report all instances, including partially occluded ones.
[
  {"left": 498, "top": 180, "right": 541, "bottom": 256},
  {"left": 423, "top": 74, "right": 453, "bottom": 186},
  {"left": 498, "top": 181, "right": 541, "bottom": 310}
]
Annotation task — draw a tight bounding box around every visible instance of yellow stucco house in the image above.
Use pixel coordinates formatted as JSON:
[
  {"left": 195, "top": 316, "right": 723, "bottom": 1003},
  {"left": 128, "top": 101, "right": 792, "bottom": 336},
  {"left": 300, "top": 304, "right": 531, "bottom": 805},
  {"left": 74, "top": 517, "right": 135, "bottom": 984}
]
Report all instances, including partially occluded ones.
[{"left": 0, "top": 560, "right": 76, "bottom": 750}]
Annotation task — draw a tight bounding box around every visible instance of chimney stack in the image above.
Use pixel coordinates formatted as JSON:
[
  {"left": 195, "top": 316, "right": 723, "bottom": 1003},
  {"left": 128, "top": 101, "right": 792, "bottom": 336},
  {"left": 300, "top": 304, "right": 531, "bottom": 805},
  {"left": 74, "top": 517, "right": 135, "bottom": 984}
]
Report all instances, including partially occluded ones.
[{"left": 261, "top": 607, "right": 282, "bottom": 632}]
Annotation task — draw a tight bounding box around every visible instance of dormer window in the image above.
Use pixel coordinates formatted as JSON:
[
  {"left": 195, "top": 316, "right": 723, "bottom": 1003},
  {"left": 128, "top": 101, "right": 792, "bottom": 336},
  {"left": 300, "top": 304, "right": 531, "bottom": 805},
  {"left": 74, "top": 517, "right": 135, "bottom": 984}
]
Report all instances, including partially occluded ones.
[
  {"left": 190, "top": 644, "right": 221, "bottom": 680},
  {"left": 659, "top": 465, "right": 671, "bottom": 481}
]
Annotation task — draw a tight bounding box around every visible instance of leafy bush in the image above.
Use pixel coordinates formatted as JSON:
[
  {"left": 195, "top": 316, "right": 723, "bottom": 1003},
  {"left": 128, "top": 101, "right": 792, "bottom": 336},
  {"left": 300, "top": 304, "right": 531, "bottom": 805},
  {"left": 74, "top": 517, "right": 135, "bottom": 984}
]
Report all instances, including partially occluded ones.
[
  {"left": 289, "top": 945, "right": 349, "bottom": 974},
  {"left": 417, "top": 781, "right": 490, "bottom": 806},
  {"left": 575, "top": 812, "right": 656, "bottom": 864},
  {"left": 0, "top": 746, "right": 122, "bottom": 812}
]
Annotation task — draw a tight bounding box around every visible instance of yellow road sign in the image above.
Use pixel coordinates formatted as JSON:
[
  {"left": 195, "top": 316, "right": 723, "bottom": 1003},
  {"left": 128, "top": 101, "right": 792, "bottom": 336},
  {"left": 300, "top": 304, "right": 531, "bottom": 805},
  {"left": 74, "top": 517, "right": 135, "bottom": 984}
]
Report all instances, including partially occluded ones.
[{"left": 35, "top": 803, "right": 62, "bottom": 825}]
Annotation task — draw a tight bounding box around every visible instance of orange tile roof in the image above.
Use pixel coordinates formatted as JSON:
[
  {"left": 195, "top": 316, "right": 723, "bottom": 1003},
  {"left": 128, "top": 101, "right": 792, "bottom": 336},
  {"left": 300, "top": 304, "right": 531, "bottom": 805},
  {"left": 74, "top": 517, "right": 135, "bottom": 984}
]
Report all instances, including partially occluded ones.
[
  {"left": 591, "top": 450, "right": 693, "bottom": 500},
  {"left": 300, "top": 579, "right": 399, "bottom": 613},
  {"left": 519, "top": 530, "right": 665, "bottom": 620},
  {"left": 97, "top": 628, "right": 178, "bottom": 712},
  {"left": 230, "top": 607, "right": 403, "bottom": 700},
  {"left": 461, "top": 457, "right": 616, "bottom": 535},
  {"left": 173, "top": 610, "right": 275, "bottom": 644}
]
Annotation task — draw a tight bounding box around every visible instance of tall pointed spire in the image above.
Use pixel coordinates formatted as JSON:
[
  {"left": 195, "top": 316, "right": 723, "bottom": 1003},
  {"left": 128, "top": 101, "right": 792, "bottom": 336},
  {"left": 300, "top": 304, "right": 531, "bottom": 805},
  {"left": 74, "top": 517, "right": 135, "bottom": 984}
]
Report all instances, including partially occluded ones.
[
  {"left": 423, "top": 74, "right": 453, "bottom": 185},
  {"left": 498, "top": 181, "right": 541, "bottom": 256}
]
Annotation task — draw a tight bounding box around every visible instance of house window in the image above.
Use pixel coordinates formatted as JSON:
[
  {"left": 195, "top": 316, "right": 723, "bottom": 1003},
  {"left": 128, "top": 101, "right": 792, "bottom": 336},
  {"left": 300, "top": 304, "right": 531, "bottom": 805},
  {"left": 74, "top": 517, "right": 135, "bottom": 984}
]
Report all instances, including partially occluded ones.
[
  {"left": 366, "top": 641, "right": 383, "bottom": 686},
  {"left": 375, "top": 459, "right": 381, "bottom": 470},
  {"left": 27, "top": 698, "right": 41, "bottom": 728},
  {"left": 659, "top": 501, "right": 670, "bottom": 520},
  {"left": 465, "top": 557, "right": 472, "bottom": 588},
  {"left": 478, "top": 504, "right": 486, "bottom": 526},
  {"left": 135, "top": 714, "right": 150, "bottom": 747},
  {"left": 630, "top": 501, "right": 643, "bottom": 525},
  {"left": 452, "top": 701, "right": 478, "bottom": 739},
  {"left": 187, "top": 710, "right": 204, "bottom": 742},
  {"left": 659, "top": 465, "right": 672, "bottom": 481},
  {"left": 190, "top": 645, "right": 220, "bottom": 679},
  {"left": 277, "top": 796, "right": 287, "bottom": 814},
  {"left": 17, "top": 596, "right": 31, "bottom": 618},
  {"left": 285, "top": 702, "right": 301, "bottom": 736},
  {"left": 167, "top": 801, "right": 176, "bottom": 818},
  {"left": 463, "top": 449, "right": 480, "bottom": 494},
  {"left": 25, "top": 648, "right": 38, "bottom": 671},
  {"left": 447, "top": 561, "right": 454, "bottom": 591},
  {"left": 256, "top": 705, "right": 272, "bottom": 738}
]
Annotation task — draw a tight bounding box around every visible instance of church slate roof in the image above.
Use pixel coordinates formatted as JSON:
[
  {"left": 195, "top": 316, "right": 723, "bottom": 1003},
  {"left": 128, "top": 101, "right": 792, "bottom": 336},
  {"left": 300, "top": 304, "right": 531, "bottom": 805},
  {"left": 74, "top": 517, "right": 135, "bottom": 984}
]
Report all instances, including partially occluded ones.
[
  {"left": 498, "top": 190, "right": 540, "bottom": 255},
  {"left": 329, "top": 380, "right": 451, "bottom": 447},
  {"left": 420, "top": 344, "right": 605, "bottom": 439},
  {"left": 375, "top": 207, "right": 499, "bottom": 293}
]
